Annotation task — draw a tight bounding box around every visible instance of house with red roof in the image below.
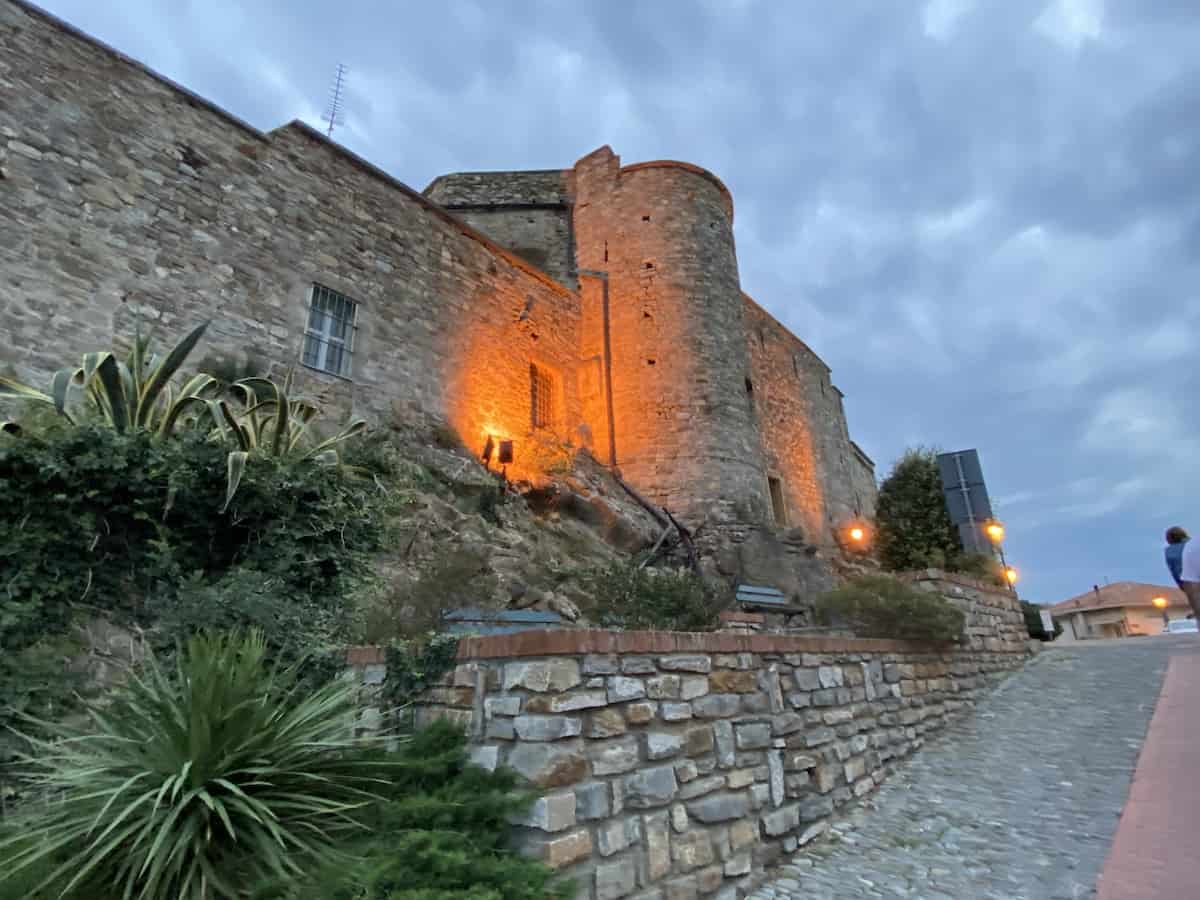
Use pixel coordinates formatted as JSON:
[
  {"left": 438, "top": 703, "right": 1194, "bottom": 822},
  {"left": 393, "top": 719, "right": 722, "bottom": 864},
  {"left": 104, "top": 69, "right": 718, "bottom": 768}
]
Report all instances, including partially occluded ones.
[{"left": 1048, "top": 582, "right": 1192, "bottom": 641}]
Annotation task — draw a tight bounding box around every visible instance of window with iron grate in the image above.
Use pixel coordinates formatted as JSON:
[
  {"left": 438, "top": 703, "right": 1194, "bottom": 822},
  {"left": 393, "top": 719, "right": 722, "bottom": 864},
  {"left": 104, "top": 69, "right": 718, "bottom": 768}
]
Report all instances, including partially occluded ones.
[
  {"left": 301, "top": 284, "right": 357, "bottom": 377},
  {"left": 530, "top": 363, "right": 555, "bottom": 430}
]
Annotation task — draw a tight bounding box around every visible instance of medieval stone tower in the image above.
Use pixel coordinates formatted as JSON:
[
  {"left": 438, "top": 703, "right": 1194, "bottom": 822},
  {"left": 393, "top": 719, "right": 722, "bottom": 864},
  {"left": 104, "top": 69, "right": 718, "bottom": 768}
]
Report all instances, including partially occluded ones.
[
  {"left": 571, "top": 148, "right": 769, "bottom": 526},
  {"left": 427, "top": 147, "right": 874, "bottom": 543}
]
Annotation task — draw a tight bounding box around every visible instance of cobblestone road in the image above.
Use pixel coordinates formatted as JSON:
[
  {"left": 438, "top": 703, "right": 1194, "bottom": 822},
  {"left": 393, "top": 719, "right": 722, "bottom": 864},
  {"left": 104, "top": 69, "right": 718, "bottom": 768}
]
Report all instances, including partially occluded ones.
[{"left": 748, "top": 638, "right": 1187, "bottom": 900}]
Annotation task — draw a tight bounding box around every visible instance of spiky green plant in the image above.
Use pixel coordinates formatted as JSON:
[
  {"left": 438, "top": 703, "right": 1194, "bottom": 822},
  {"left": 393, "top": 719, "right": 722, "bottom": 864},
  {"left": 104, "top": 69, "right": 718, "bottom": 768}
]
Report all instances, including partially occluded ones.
[
  {"left": 0, "top": 323, "right": 367, "bottom": 511},
  {"left": 213, "top": 373, "right": 366, "bottom": 511},
  {"left": 0, "top": 631, "right": 396, "bottom": 900},
  {"left": 0, "top": 321, "right": 218, "bottom": 437}
]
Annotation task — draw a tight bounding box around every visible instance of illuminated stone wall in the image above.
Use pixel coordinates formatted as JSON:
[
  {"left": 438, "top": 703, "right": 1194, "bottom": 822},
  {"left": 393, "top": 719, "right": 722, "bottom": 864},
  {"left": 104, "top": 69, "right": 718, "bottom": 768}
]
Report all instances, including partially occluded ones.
[
  {"left": 0, "top": 0, "right": 875, "bottom": 540},
  {"left": 571, "top": 148, "right": 770, "bottom": 527},
  {"left": 0, "top": 0, "right": 582, "bottom": 483},
  {"left": 743, "top": 299, "right": 875, "bottom": 544}
]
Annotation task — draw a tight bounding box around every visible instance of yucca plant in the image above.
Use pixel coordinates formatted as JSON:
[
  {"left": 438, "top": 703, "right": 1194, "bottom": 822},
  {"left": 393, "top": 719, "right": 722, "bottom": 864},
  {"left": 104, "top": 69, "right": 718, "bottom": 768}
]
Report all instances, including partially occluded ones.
[
  {"left": 0, "top": 631, "right": 396, "bottom": 900},
  {"left": 0, "top": 321, "right": 219, "bottom": 437},
  {"left": 214, "top": 373, "right": 366, "bottom": 511}
]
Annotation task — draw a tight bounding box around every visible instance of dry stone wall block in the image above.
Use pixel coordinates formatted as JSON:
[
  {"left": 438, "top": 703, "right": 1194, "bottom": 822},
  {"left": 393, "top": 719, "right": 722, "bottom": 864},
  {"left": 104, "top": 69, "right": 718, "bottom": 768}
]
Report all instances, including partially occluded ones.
[
  {"left": 540, "top": 828, "right": 594, "bottom": 868},
  {"left": 659, "top": 655, "right": 713, "bottom": 673},
  {"left": 507, "top": 742, "right": 588, "bottom": 788},
  {"left": 623, "top": 765, "right": 680, "bottom": 809},
  {"left": 686, "top": 792, "right": 751, "bottom": 824},
  {"left": 517, "top": 791, "right": 578, "bottom": 832},
  {"left": 592, "top": 735, "right": 641, "bottom": 776},
  {"left": 596, "top": 858, "right": 639, "bottom": 899},
  {"left": 504, "top": 660, "right": 582, "bottom": 693},
  {"left": 608, "top": 676, "right": 648, "bottom": 703},
  {"left": 514, "top": 714, "right": 583, "bottom": 741}
]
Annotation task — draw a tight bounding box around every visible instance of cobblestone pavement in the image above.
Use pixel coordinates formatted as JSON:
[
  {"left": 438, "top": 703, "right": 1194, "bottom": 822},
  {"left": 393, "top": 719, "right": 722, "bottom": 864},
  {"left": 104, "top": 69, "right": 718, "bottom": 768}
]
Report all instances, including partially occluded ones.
[{"left": 748, "top": 638, "right": 1189, "bottom": 900}]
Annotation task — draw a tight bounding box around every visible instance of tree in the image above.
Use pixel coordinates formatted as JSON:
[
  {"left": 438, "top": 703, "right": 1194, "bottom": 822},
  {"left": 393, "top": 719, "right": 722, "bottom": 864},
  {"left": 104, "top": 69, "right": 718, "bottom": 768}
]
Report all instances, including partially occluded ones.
[{"left": 874, "top": 447, "right": 966, "bottom": 572}]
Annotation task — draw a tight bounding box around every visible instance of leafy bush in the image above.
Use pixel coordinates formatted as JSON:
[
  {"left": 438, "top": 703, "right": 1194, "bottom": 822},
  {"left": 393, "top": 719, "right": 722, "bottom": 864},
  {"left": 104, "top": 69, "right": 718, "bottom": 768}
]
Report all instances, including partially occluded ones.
[
  {"left": 874, "top": 447, "right": 985, "bottom": 574},
  {"left": 1, "top": 322, "right": 367, "bottom": 510},
  {"left": 1022, "top": 601, "right": 1061, "bottom": 641},
  {"left": 0, "top": 631, "right": 399, "bottom": 900},
  {"left": 814, "top": 575, "right": 966, "bottom": 642},
  {"left": 280, "top": 721, "right": 571, "bottom": 900},
  {"left": 383, "top": 634, "right": 463, "bottom": 713},
  {"left": 581, "top": 563, "right": 727, "bottom": 631},
  {"left": 0, "top": 425, "right": 394, "bottom": 756}
]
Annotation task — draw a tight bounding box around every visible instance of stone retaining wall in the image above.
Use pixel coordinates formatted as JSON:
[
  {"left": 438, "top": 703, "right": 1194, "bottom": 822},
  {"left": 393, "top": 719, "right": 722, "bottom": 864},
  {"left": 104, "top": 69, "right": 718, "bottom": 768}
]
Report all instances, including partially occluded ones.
[{"left": 347, "top": 575, "right": 1030, "bottom": 900}]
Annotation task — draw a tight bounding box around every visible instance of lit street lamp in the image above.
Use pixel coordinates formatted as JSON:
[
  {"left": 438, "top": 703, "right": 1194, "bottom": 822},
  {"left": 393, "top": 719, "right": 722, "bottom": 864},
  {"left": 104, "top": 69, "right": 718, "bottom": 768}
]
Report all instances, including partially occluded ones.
[
  {"left": 985, "top": 519, "right": 1016, "bottom": 592},
  {"left": 1152, "top": 595, "right": 1169, "bottom": 629}
]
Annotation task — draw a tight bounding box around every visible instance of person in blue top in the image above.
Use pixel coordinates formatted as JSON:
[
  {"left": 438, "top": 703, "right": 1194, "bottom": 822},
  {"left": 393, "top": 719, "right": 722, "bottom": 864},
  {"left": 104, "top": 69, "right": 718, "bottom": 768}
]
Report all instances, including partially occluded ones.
[{"left": 1164, "top": 526, "right": 1190, "bottom": 589}]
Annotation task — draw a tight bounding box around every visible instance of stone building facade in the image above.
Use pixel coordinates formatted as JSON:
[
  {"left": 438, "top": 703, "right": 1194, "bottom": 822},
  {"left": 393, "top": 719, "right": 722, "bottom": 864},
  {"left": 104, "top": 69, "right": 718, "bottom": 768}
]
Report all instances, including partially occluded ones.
[{"left": 0, "top": 0, "right": 874, "bottom": 552}]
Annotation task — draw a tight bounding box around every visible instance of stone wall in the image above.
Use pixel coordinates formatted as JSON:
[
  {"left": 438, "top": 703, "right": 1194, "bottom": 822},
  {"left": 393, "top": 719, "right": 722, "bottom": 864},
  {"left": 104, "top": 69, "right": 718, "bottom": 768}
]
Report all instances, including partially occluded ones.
[
  {"left": 424, "top": 170, "right": 577, "bottom": 289},
  {"left": 347, "top": 575, "right": 1029, "bottom": 899},
  {"left": 0, "top": 0, "right": 584, "bottom": 478},
  {"left": 571, "top": 147, "right": 770, "bottom": 528},
  {"left": 742, "top": 297, "right": 876, "bottom": 545}
]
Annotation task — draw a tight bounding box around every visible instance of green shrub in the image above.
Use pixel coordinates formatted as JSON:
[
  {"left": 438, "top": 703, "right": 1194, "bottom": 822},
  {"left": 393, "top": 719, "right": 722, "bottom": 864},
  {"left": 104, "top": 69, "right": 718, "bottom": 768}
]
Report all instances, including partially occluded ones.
[
  {"left": 874, "top": 447, "right": 993, "bottom": 575},
  {"left": 1022, "top": 601, "right": 1061, "bottom": 641},
  {"left": 581, "top": 563, "right": 727, "bottom": 631},
  {"left": 0, "top": 425, "right": 394, "bottom": 753},
  {"left": 0, "top": 631, "right": 399, "bottom": 900},
  {"left": 814, "top": 575, "right": 965, "bottom": 642},
  {"left": 280, "top": 721, "right": 571, "bottom": 900}
]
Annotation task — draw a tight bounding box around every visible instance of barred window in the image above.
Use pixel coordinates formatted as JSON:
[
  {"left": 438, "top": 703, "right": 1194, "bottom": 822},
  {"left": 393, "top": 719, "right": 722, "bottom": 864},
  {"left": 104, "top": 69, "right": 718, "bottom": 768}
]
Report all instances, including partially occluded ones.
[
  {"left": 302, "top": 284, "right": 357, "bottom": 377},
  {"left": 530, "top": 363, "right": 555, "bottom": 430}
]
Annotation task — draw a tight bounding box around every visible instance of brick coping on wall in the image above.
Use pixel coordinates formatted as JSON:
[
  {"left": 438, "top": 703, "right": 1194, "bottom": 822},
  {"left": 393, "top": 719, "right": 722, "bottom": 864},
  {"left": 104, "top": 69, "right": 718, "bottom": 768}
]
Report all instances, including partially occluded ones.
[{"left": 344, "top": 628, "right": 1026, "bottom": 666}]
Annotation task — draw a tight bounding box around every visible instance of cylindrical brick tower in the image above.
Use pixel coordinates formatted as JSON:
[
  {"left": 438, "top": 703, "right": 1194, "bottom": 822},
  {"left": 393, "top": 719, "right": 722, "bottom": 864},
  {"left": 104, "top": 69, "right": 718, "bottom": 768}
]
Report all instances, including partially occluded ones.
[{"left": 571, "top": 146, "right": 769, "bottom": 527}]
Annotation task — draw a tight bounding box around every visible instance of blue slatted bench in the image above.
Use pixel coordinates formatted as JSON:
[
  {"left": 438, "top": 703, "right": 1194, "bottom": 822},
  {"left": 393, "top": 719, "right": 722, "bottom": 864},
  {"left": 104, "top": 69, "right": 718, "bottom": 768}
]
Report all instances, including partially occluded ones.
[
  {"left": 735, "top": 583, "right": 789, "bottom": 609},
  {"left": 442, "top": 607, "right": 566, "bottom": 636}
]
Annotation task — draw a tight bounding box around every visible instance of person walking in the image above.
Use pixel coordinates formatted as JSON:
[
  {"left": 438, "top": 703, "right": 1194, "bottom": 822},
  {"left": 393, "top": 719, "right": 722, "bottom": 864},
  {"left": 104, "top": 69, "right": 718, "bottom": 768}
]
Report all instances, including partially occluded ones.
[
  {"left": 1164, "top": 526, "right": 1190, "bottom": 589},
  {"left": 1168, "top": 526, "right": 1200, "bottom": 624}
]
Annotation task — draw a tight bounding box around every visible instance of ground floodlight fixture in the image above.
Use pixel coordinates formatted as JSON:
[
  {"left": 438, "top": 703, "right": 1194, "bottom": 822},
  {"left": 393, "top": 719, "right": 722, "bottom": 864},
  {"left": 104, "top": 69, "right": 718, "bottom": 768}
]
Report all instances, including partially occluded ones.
[
  {"left": 498, "top": 440, "right": 514, "bottom": 465},
  {"left": 481, "top": 434, "right": 495, "bottom": 464},
  {"left": 849, "top": 525, "right": 865, "bottom": 543}
]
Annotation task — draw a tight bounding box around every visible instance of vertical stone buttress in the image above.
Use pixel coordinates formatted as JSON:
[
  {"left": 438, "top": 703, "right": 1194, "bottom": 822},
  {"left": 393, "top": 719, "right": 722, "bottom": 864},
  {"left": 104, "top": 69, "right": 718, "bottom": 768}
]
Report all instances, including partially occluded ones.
[{"left": 571, "top": 147, "right": 769, "bottom": 527}]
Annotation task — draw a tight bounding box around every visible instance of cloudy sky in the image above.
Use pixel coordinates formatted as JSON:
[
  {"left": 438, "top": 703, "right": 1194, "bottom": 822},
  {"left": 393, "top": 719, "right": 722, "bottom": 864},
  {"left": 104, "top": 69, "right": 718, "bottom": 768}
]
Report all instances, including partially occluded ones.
[{"left": 37, "top": 0, "right": 1200, "bottom": 604}]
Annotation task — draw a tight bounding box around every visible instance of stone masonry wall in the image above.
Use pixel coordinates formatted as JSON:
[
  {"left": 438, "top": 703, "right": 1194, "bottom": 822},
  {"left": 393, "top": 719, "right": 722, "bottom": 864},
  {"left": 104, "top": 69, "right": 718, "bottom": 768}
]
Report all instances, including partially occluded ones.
[
  {"left": 571, "top": 147, "right": 770, "bottom": 528},
  {"left": 347, "top": 575, "right": 1029, "bottom": 900},
  {"left": 0, "top": 0, "right": 583, "bottom": 476},
  {"left": 424, "top": 170, "right": 577, "bottom": 290},
  {"left": 743, "top": 297, "right": 874, "bottom": 546}
]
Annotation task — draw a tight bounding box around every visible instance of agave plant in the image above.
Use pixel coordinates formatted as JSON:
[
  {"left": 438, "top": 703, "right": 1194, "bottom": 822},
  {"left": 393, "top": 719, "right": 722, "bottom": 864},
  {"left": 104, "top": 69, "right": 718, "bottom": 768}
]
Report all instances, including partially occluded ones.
[
  {"left": 214, "top": 373, "right": 366, "bottom": 512},
  {"left": 0, "top": 631, "right": 395, "bottom": 900},
  {"left": 0, "top": 321, "right": 218, "bottom": 437}
]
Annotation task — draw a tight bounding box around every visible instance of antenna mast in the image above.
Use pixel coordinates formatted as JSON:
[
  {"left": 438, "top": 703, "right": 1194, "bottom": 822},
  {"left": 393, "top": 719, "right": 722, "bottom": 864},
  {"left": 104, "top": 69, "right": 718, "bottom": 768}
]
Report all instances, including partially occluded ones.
[{"left": 321, "top": 63, "right": 348, "bottom": 139}]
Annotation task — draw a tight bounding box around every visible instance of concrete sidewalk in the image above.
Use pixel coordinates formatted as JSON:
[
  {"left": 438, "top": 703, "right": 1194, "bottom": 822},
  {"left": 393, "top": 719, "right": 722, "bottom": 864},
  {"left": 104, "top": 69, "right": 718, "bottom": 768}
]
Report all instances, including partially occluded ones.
[{"left": 1096, "top": 648, "right": 1200, "bottom": 900}]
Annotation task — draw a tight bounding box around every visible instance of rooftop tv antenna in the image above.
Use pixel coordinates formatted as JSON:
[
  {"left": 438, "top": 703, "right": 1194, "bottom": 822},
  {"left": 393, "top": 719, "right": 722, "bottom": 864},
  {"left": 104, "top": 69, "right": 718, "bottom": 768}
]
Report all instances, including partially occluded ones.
[{"left": 321, "top": 63, "right": 348, "bottom": 139}]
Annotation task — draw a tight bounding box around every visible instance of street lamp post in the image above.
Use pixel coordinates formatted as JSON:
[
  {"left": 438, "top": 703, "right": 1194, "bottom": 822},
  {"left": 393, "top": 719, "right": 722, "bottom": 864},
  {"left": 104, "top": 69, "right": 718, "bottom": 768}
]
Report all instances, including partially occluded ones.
[
  {"left": 985, "top": 520, "right": 1016, "bottom": 591},
  {"left": 1152, "top": 595, "right": 1169, "bottom": 630}
]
